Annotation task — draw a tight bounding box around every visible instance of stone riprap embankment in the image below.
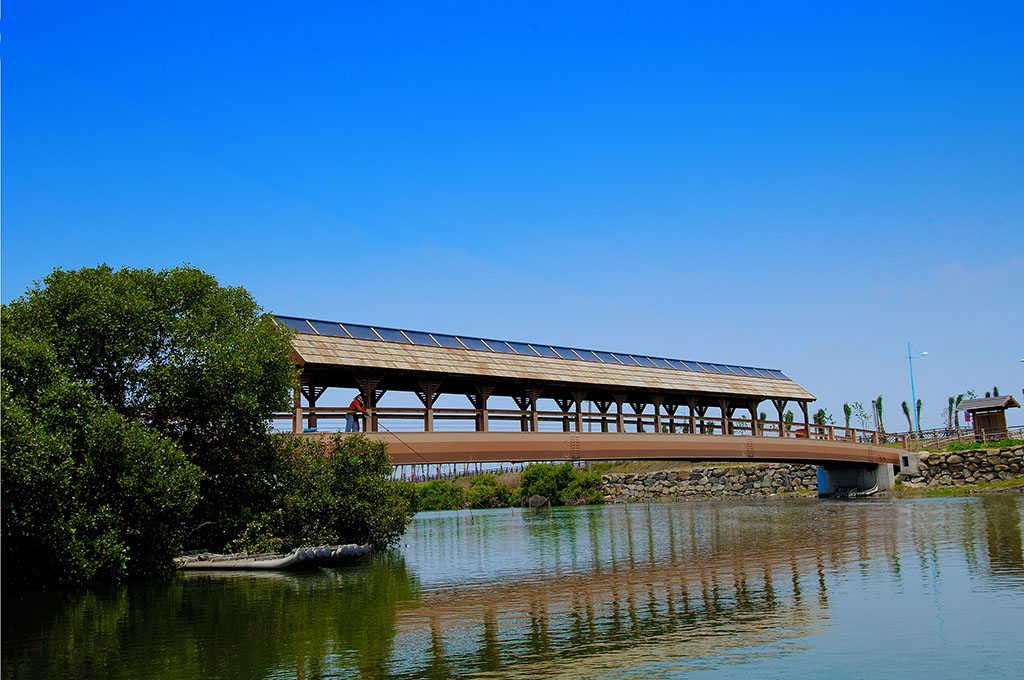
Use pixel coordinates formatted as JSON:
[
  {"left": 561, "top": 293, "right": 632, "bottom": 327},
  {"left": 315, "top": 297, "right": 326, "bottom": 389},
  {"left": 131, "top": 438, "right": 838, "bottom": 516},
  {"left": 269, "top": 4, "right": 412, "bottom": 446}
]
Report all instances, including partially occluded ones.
[
  {"left": 601, "top": 464, "right": 818, "bottom": 503},
  {"left": 900, "top": 445, "right": 1023, "bottom": 488}
]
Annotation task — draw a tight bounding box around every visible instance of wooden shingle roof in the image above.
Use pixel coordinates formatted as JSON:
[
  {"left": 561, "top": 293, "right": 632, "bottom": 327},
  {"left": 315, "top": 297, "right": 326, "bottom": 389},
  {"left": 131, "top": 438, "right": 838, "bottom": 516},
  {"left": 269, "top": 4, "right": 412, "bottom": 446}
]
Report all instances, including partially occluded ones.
[{"left": 278, "top": 316, "right": 816, "bottom": 403}]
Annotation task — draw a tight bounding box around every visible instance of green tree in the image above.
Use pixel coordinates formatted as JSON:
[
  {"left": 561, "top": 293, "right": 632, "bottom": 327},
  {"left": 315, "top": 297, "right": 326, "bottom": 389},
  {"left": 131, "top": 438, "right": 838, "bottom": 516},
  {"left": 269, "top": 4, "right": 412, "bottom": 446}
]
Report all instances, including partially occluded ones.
[
  {"left": 915, "top": 398, "right": 923, "bottom": 433},
  {"left": 230, "top": 434, "right": 415, "bottom": 552},
  {"left": 843, "top": 403, "right": 852, "bottom": 429},
  {"left": 2, "top": 324, "right": 202, "bottom": 585},
  {"left": 415, "top": 479, "right": 466, "bottom": 512},
  {"left": 466, "top": 474, "right": 516, "bottom": 508},
  {"left": 850, "top": 401, "right": 872, "bottom": 429},
  {"left": 902, "top": 401, "right": 913, "bottom": 432},
  {"left": 2, "top": 265, "right": 298, "bottom": 583},
  {"left": 520, "top": 463, "right": 603, "bottom": 506}
]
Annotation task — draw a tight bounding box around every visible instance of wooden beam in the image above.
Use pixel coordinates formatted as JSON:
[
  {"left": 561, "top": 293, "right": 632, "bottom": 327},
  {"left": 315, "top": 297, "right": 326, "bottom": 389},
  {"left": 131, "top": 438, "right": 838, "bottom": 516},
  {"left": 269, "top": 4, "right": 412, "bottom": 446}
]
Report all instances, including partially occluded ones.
[
  {"left": 415, "top": 381, "right": 442, "bottom": 432},
  {"left": 525, "top": 388, "right": 544, "bottom": 432},
  {"left": 555, "top": 397, "right": 577, "bottom": 432},
  {"left": 628, "top": 401, "right": 647, "bottom": 433},
  {"left": 467, "top": 386, "right": 495, "bottom": 432},
  {"left": 513, "top": 395, "right": 532, "bottom": 432},
  {"left": 356, "top": 378, "right": 381, "bottom": 432},
  {"left": 301, "top": 385, "right": 327, "bottom": 429},
  {"left": 593, "top": 400, "right": 612, "bottom": 432},
  {"left": 571, "top": 391, "right": 587, "bottom": 433},
  {"left": 292, "top": 386, "right": 303, "bottom": 434},
  {"left": 613, "top": 393, "right": 627, "bottom": 433},
  {"left": 663, "top": 403, "right": 679, "bottom": 433}
]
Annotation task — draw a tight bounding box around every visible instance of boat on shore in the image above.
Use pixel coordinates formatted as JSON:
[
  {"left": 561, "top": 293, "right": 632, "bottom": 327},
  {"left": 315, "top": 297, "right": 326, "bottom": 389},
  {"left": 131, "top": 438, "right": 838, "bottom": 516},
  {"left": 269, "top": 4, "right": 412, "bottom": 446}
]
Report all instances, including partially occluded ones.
[{"left": 176, "top": 544, "right": 369, "bottom": 571}]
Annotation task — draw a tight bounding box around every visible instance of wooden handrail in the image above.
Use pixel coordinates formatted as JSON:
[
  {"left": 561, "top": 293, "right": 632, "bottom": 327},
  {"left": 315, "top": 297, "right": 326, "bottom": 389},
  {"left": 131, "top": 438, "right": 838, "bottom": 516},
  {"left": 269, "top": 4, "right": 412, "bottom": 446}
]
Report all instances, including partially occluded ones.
[{"left": 273, "top": 406, "right": 905, "bottom": 447}]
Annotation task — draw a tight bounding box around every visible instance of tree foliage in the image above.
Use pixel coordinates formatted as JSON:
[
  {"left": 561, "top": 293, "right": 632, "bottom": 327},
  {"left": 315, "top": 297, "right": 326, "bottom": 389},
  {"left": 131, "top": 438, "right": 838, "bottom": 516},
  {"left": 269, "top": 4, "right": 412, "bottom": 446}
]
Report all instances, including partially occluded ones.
[
  {"left": 414, "top": 479, "right": 468, "bottom": 512},
  {"left": 520, "top": 463, "right": 603, "bottom": 506},
  {"left": 466, "top": 474, "right": 516, "bottom": 508},
  {"left": 229, "top": 434, "right": 415, "bottom": 552},
  {"left": 1, "top": 264, "right": 297, "bottom": 584}
]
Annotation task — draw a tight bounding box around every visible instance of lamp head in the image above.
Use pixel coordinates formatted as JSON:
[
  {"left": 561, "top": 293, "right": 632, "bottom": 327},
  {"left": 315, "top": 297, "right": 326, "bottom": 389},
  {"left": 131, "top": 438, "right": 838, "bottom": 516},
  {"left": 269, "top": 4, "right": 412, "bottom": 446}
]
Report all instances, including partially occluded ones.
[{"left": 922, "top": 351, "right": 928, "bottom": 356}]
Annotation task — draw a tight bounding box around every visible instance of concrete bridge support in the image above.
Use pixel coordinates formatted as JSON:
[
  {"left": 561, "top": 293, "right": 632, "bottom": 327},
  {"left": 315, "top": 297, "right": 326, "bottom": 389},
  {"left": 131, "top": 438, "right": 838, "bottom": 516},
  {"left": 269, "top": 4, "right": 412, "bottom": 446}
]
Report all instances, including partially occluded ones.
[{"left": 816, "top": 463, "right": 895, "bottom": 497}]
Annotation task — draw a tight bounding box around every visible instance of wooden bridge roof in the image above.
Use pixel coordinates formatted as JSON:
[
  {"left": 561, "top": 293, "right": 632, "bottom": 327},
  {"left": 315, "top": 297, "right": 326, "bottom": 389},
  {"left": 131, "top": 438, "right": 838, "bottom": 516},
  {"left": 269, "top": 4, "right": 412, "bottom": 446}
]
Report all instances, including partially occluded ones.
[{"left": 276, "top": 316, "right": 815, "bottom": 404}]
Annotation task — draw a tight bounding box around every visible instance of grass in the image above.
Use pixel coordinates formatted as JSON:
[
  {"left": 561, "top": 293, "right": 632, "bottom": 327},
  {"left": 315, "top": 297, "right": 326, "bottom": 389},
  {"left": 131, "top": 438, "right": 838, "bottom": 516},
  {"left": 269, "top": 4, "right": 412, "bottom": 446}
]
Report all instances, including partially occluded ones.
[
  {"left": 892, "top": 475, "right": 1024, "bottom": 497},
  {"left": 945, "top": 438, "right": 1024, "bottom": 452}
]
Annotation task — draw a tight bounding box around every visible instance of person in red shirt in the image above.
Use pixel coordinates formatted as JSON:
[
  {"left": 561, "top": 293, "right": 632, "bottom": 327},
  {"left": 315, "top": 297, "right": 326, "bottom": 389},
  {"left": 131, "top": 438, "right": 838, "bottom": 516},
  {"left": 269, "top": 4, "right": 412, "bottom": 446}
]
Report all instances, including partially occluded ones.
[{"left": 346, "top": 394, "right": 367, "bottom": 432}]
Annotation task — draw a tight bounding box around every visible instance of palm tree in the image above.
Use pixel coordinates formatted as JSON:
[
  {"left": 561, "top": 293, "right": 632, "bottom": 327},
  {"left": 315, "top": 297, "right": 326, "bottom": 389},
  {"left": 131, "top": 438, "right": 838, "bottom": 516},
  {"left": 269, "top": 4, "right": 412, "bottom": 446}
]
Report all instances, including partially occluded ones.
[
  {"left": 915, "top": 399, "right": 923, "bottom": 434},
  {"left": 874, "top": 395, "right": 885, "bottom": 432},
  {"left": 953, "top": 394, "right": 964, "bottom": 433},
  {"left": 843, "top": 403, "right": 852, "bottom": 429},
  {"left": 902, "top": 401, "right": 913, "bottom": 432},
  {"left": 947, "top": 396, "right": 955, "bottom": 430}
]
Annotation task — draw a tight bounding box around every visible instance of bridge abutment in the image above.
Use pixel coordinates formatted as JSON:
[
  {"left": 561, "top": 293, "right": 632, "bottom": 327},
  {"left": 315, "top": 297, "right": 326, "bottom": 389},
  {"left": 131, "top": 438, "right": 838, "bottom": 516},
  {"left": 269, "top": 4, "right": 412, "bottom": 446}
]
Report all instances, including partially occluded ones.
[{"left": 816, "top": 463, "right": 894, "bottom": 497}]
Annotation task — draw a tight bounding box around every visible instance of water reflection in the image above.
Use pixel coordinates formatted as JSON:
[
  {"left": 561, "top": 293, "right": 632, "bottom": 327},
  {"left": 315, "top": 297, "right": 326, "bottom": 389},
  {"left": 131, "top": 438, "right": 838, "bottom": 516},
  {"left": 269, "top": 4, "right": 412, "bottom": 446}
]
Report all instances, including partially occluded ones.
[
  {"left": 2, "top": 497, "right": 1022, "bottom": 679},
  {"left": 2, "top": 557, "right": 416, "bottom": 680}
]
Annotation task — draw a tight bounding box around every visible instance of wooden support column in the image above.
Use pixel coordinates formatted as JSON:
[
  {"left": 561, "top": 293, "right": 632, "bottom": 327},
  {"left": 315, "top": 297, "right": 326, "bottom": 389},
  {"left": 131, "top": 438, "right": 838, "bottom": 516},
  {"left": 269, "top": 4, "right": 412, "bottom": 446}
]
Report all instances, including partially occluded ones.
[
  {"left": 717, "top": 399, "right": 735, "bottom": 435},
  {"left": 571, "top": 391, "right": 587, "bottom": 433},
  {"left": 292, "top": 385, "right": 303, "bottom": 434},
  {"left": 356, "top": 378, "right": 383, "bottom": 432},
  {"left": 593, "top": 401, "right": 612, "bottom": 432},
  {"left": 799, "top": 401, "right": 809, "bottom": 432},
  {"left": 613, "top": 394, "right": 627, "bottom": 433},
  {"left": 525, "top": 388, "right": 543, "bottom": 432},
  {"left": 513, "top": 395, "right": 532, "bottom": 432},
  {"left": 300, "top": 385, "right": 327, "bottom": 429},
  {"left": 467, "top": 386, "right": 495, "bottom": 432},
  {"left": 652, "top": 396, "right": 664, "bottom": 433},
  {"left": 772, "top": 398, "right": 788, "bottom": 437},
  {"left": 664, "top": 403, "right": 679, "bottom": 433},
  {"left": 686, "top": 398, "right": 698, "bottom": 434},
  {"left": 415, "top": 382, "right": 442, "bottom": 432},
  {"left": 695, "top": 404, "right": 709, "bottom": 433},
  {"left": 554, "top": 398, "right": 574, "bottom": 433},
  {"left": 628, "top": 400, "right": 647, "bottom": 432},
  {"left": 748, "top": 400, "right": 761, "bottom": 436}
]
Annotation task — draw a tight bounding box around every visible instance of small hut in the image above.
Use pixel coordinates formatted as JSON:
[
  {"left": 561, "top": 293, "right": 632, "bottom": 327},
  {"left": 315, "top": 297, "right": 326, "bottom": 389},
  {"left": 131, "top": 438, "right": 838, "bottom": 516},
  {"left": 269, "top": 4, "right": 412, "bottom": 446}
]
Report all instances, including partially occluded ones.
[{"left": 956, "top": 396, "right": 1020, "bottom": 442}]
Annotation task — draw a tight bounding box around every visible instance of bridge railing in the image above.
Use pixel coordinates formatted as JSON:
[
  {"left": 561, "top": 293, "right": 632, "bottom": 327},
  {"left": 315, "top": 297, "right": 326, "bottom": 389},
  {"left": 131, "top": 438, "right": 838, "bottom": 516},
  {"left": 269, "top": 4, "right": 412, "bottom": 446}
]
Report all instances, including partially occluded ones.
[{"left": 271, "top": 406, "right": 905, "bottom": 447}]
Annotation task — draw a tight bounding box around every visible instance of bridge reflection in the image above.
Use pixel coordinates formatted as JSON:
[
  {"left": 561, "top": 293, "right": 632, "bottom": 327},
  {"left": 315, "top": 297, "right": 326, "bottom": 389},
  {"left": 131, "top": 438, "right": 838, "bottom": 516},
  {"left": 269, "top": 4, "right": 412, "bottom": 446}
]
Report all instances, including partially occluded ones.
[{"left": 2, "top": 498, "right": 1021, "bottom": 680}]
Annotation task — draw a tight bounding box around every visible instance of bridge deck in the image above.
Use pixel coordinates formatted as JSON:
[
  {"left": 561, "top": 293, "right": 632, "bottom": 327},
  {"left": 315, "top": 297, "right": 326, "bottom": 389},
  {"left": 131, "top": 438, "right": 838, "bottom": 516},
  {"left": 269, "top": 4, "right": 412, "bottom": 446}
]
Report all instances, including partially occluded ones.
[{"left": 309, "top": 431, "right": 901, "bottom": 467}]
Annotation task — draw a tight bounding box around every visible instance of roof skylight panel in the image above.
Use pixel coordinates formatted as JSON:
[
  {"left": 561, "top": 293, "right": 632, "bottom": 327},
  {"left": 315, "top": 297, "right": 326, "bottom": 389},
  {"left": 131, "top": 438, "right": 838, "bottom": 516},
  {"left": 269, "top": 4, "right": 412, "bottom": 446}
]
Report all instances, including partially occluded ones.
[{"left": 339, "top": 324, "right": 380, "bottom": 341}]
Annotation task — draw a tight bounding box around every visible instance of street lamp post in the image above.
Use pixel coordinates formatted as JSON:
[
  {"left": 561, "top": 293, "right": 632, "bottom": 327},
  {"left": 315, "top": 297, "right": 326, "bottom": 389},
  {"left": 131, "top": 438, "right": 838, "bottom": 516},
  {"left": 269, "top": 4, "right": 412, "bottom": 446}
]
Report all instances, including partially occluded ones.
[{"left": 908, "top": 342, "right": 928, "bottom": 432}]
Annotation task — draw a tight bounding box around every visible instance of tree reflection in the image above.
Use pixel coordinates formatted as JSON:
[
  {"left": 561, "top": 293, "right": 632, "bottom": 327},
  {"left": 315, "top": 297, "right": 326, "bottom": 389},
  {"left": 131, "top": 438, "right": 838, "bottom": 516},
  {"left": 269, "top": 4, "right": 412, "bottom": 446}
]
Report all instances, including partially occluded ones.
[
  {"left": 5, "top": 498, "right": 1024, "bottom": 679},
  {"left": 2, "top": 555, "right": 416, "bottom": 680}
]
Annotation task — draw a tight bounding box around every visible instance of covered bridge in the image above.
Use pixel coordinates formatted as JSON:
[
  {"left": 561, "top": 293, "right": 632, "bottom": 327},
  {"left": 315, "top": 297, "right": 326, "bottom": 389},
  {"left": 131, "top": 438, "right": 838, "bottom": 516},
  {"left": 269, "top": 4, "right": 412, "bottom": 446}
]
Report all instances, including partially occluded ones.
[{"left": 275, "top": 316, "right": 816, "bottom": 436}]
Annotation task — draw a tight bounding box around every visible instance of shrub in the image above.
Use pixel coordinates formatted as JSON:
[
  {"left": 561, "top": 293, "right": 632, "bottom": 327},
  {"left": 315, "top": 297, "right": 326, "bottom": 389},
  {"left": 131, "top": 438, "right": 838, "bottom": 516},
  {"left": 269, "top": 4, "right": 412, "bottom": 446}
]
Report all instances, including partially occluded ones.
[
  {"left": 228, "top": 434, "right": 416, "bottom": 553},
  {"left": 415, "top": 479, "right": 466, "bottom": 512},
  {"left": 1, "top": 264, "right": 298, "bottom": 554},
  {"left": 520, "top": 463, "right": 603, "bottom": 506},
  {"left": 1, "top": 374, "right": 202, "bottom": 585},
  {"left": 466, "top": 474, "right": 516, "bottom": 508}
]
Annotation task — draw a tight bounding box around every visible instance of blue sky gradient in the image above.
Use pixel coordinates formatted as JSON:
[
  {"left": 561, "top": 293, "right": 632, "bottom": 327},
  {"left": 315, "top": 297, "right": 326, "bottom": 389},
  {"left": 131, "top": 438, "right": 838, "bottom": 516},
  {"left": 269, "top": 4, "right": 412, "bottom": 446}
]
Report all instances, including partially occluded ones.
[{"left": 4, "top": 1, "right": 1023, "bottom": 428}]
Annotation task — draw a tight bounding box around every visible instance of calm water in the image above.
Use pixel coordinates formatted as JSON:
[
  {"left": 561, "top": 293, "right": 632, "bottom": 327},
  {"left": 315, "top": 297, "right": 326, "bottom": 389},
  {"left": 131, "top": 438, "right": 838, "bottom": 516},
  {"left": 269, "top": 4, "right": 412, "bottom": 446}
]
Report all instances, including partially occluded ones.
[{"left": 4, "top": 496, "right": 1023, "bottom": 679}]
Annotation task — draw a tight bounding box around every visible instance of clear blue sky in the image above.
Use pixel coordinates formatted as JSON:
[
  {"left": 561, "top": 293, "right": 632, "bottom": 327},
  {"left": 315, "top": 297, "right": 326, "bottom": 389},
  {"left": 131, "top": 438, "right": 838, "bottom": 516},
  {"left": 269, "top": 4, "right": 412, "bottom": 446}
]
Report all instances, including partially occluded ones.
[{"left": 4, "top": 1, "right": 1023, "bottom": 429}]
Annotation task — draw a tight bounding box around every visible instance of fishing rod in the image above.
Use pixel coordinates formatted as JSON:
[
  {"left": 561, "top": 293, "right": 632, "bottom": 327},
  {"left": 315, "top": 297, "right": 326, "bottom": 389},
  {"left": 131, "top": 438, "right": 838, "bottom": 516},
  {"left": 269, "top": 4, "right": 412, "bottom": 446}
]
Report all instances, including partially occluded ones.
[{"left": 372, "top": 417, "right": 444, "bottom": 480}]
